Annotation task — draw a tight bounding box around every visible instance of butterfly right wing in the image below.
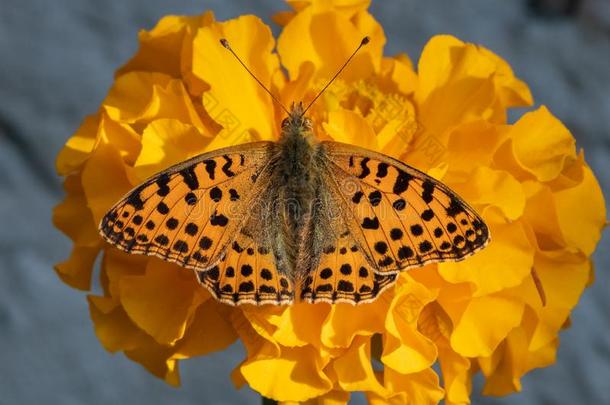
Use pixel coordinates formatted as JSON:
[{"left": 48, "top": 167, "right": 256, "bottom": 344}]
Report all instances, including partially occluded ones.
[{"left": 99, "top": 142, "right": 275, "bottom": 273}]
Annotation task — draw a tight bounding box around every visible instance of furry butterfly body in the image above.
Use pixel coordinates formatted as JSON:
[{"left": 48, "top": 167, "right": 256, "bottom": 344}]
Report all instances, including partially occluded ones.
[{"left": 99, "top": 103, "right": 490, "bottom": 306}]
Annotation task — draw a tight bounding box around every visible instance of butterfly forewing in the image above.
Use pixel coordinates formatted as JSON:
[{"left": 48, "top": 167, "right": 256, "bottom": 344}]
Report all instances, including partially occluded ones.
[
  {"left": 99, "top": 142, "right": 275, "bottom": 275},
  {"left": 321, "top": 141, "right": 490, "bottom": 276}
]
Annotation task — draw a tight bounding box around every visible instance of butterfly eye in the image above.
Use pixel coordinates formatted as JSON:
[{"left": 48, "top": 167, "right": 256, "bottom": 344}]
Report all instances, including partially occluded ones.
[
  {"left": 281, "top": 118, "right": 290, "bottom": 128},
  {"left": 303, "top": 118, "right": 313, "bottom": 129}
]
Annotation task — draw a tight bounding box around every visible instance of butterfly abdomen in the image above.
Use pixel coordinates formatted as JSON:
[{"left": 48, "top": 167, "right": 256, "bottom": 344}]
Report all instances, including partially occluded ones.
[{"left": 272, "top": 122, "right": 324, "bottom": 275}]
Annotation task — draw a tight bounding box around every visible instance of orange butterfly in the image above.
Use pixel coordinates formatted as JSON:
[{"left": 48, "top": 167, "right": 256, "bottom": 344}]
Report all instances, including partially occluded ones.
[{"left": 99, "top": 37, "right": 490, "bottom": 306}]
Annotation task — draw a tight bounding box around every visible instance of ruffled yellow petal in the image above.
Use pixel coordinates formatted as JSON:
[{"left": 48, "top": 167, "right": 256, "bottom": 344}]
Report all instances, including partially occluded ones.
[
  {"left": 104, "top": 73, "right": 205, "bottom": 130},
  {"left": 377, "top": 367, "right": 444, "bottom": 405},
  {"left": 382, "top": 278, "right": 437, "bottom": 374},
  {"left": 321, "top": 296, "right": 390, "bottom": 349},
  {"left": 323, "top": 109, "right": 376, "bottom": 149},
  {"left": 101, "top": 248, "right": 147, "bottom": 299},
  {"left": 418, "top": 302, "right": 471, "bottom": 404},
  {"left": 554, "top": 164, "right": 606, "bottom": 255},
  {"left": 81, "top": 143, "right": 135, "bottom": 225},
  {"left": 520, "top": 181, "right": 566, "bottom": 250},
  {"left": 240, "top": 345, "right": 333, "bottom": 401},
  {"left": 88, "top": 295, "right": 150, "bottom": 352},
  {"left": 193, "top": 15, "right": 280, "bottom": 144},
  {"left": 134, "top": 118, "right": 211, "bottom": 180},
  {"left": 55, "top": 113, "right": 99, "bottom": 175},
  {"left": 524, "top": 251, "right": 590, "bottom": 351},
  {"left": 479, "top": 328, "right": 557, "bottom": 396},
  {"left": 54, "top": 245, "right": 99, "bottom": 291},
  {"left": 440, "top": 219, "right": 534, "bottom": 296},
  {"left": 269, "top": 304, "right": 329, "bottom": 348},
  {"left": 416, "top": 35, "right": 532, "bottom": 109},
  {"left": 449, "top": 294, "right": 525, "bottom": 357},
  {"left": 125, "top": 343, "right": 181, "bottom": 386},
  {"left": 175, "top": 300, "right": 238, "bottom": 357},
  {"left": 330, "top": 336, "right": 388, "bottom": 395},
  {"left": 445, "top": 121, "right": 505, "bottom": 174},
  {"left": 507, "top": 106, "right": 576, "bottom": 182},
  {"left": 56, "top": 113, "right": 141, "bottom": 175},
  {"left": 117, "top": 13, "right": 215, "bottom": 81},
  {"left": 278, "top": 5, "right": 384, "bottom": 83},
  {"left": 438, "top": 347, "right": 471, "bottom": 405},
  {"left": 119, "top": 259, "right": 206, "bottom": 345},
  {"left": 53, "top": 174, "right": 99, "bottom": 247}
]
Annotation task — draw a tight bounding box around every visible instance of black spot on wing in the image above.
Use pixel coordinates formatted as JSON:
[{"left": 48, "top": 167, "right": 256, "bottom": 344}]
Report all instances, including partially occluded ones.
[
  {"left": 393, "top": 169, "right": 413, "bottom": 195},
  {"left": 203, "top": 159, "right": 217, "bottom": 180},
  {"left": 362, "top": 216, "right": 380, "bottom": 230},
  {"left": 376, "top": 162, "right": 389, "bottom": 178},
  {"left": 421, "top": 179, "right": 435, "bottom": 204},
  {"left": 156, "top": 173, "right": 171, "bottom": 196},
  {"left": 221, "top": 155, "right": 235, "bottom": 177},
  {"left": 126, "top": 185, "right": 145, "bottom": 210},
  {"left": 358, "top": 157, "right": 371, "bottom": 179},
  {"left": 179, "top": 166, "right": 199, "bottom": 190}
]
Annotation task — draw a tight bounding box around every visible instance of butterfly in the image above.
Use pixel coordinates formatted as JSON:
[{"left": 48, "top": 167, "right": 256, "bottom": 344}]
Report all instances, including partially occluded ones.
[{"left": 99, "top": 37, "right": 490, "bottom": 306}]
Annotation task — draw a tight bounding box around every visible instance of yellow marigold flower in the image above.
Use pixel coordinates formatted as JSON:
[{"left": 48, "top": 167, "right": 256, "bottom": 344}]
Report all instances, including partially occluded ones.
[{"left": 53, "top": 1, "right": 606, "bottom": 403}]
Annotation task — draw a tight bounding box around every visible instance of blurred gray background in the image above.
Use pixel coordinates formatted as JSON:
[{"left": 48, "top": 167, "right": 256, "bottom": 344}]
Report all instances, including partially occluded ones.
[{"left": 0, "top": 0, "right": 608, "bottom": 404}]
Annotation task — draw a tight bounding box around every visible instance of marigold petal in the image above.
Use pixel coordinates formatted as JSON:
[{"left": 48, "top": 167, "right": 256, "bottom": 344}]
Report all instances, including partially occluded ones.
[
  {"left": 134, "top": 119, "right": 211, "bottom": 180},
  {"left": 520, "top": 182, "right": 566, "bottom": 250},
  {"left": 479, "top": 328, "right": 557, "bottom": 396},
  {"left": 525, "top": 251, "right": 590, "bottom": 351},
  {"left": 554, "top": 164, "right": 606, "bottom": 255},
  {"left": 125, "top": 344, "right": 181, "bottom": 386},
  {"left": 417, "top": 35, "right": 532, "bottom": 109},
  {"left": 451, "top": 166, "right": 526, "bottom": 221},
  {"left": 193, "top": 15, "right": 279, "bottom": 143},
  {"left": 440, "top": 219, "right": 534, "bottom": 296},
  {"left": 438, "top": 346, "right": 471, "bottom": 405},
  {"left": 117, "top": 13, "right": 215, "bottom": 78},
  {"left": 88, "top": 295, "right": 151, "bottom": 352},
  {"left": 119, "top": 260, "right": 206, "bottom": 345},
  {"left": 382, "top": 278, "right": 437, "bottom": 374},
  {"left": 331, "top": 336, "right": 388, "bottom": 395},
  {"left": 376, "top": 367, "right": 444, "bottom": 405},
  {"left": 53, "top": 174, "right": 100, "bottom": 247},
  {"left": 101, "top": 248, "right": 148, "bottom": 299},
  {"left": 104, "top": 72, "right": 172, "bottom": 122},
  {"left": 445, "top": 121, "right": 504, "bottom": 173},
  {"left": 323, "top": 109, "right": 377, "bottom": 149},
  {"left": 269, "top": 304, "right": 330, "bottom": 348},
  {"left": 55, "top": 113, "right": 99, "bottom": 175},
  {"left": 81, "top": 143, "right": 135, "bottom": 226},
  {"left": 240, "top": 345, "right": 333, "bottom": 401},
  {"left": 508, "top": 106, "right": 576, "bottom": 182},
  {"left": 54, "top": 245, "right": 100, "bottom": 291},
  {"left": 449, "top": 294, "right": 525, "bottom": 357},
  {"left": 175, "top": 299, "right": 238, "bottom": 358},
  {"left": 321, "top": 297, "right": 390, "bottom": 349},
  {"left": 278, "top": 6, "right": 384, "bottom": 83}
]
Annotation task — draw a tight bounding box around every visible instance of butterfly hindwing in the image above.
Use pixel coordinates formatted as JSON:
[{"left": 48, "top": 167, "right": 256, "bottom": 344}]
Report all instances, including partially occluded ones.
[
  {"left": 99, "top": 142, "right": 275, "bottom": 273},
  {"left": 300, "top": 221, "right": 398, "bottom": 304},
  {"left": 196, "top": 223, "right": 294, "bottom": 306},
  {"left": 321, "top": 141, "right": 490, "bottom": 276}
]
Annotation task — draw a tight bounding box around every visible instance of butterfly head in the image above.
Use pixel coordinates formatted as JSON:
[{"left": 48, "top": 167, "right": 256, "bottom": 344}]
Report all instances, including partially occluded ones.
[{"left": 281, "top": 102, "right": 313, "bottom": 134}]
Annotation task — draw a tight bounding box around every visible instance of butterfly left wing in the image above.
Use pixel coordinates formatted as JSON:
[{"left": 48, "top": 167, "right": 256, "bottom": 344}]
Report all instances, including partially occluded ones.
[{"left": 320, "top": 141, "right": 490, "bottom": 276}]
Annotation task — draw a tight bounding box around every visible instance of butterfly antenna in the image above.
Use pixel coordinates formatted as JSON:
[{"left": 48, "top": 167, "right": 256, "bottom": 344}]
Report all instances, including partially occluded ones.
[
  {"left": 301, "top": 36, "right": 370, "bottom": 117},
  {"left": 220, "top": 39, "right": 290, "bottom": 116}
]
